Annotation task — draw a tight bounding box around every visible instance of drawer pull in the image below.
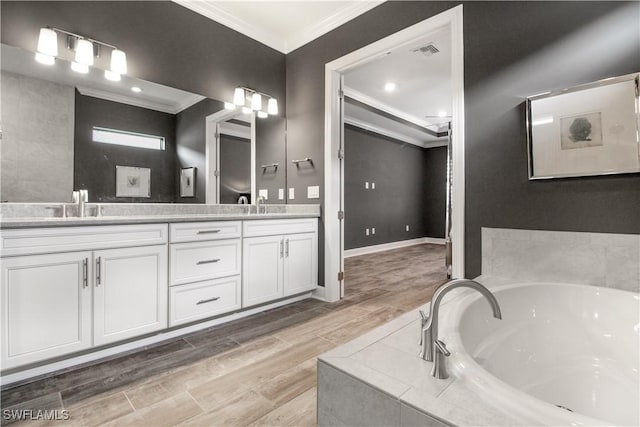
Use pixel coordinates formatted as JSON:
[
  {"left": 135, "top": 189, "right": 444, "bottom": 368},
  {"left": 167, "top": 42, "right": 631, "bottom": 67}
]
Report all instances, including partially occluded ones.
[
  {"left": 197, "top": 259, "right": 220, "bottom": 265},
  {"left": 197, "top": 230, "right": 221, "bottom": 235},
  {"left": 197, "top": 297, "right": 221, "bottom": 305}
]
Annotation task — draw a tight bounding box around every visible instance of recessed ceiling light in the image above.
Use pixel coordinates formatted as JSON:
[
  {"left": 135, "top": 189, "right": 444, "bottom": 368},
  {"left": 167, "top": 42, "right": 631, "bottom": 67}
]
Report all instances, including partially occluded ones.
[
  {"left": 438, "top": 110, "right": 447, "bottom": 118},
  {"left": 131, "top": 86, "right": 142, "bottom": 93},
  {"left": 384, "top": 82, "right": 396, "bottom": 92}
]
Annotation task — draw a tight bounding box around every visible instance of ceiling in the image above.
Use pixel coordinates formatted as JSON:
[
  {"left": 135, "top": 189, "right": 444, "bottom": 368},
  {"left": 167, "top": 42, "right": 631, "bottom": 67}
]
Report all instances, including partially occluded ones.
[{"left": 172, "top": 0, "right": 384, "bottom": 54}]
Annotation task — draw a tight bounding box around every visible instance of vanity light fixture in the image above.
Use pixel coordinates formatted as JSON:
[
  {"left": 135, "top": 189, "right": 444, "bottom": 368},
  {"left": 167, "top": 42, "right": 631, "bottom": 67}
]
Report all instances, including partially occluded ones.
[
  {"left": 224, "top": 102, "right": 237, "bottom": 110},
  {"left": 35, "top": 27, "right": 128, "bottom": 80},
  {"left": 231, "top": 86, "right": 278, "bottom": 118}
]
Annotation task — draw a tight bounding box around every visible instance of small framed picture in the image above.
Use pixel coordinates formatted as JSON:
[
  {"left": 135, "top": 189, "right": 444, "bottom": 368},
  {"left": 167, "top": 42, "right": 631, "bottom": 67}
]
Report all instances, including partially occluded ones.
[
  {"left": 180, "top": 167, "right": 196, "bottom": 197},
  {"left": 526, "top": 72, "right": 639, "bottom": 179},
  {"left": 115, "top": 166, "right": 151, "bottom": 198}
]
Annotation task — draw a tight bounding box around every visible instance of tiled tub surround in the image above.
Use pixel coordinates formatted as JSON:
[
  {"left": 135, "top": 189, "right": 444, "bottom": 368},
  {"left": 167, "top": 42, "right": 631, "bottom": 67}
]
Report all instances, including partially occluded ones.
[
  {"left": 317, "top": 277, "right": 640, "bottom": 426},
  {"left": 0, "top": 203, "right": 320, "bottom": 228},
  {"left": 481, "top": 227, "right": 640, "bottom": 292}
]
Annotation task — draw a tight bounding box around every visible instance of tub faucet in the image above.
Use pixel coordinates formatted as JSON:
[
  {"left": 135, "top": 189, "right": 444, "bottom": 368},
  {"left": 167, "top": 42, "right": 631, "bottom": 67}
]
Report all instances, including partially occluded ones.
[{"left": 420, "top": 278, "right": 502, "bottom": 379}]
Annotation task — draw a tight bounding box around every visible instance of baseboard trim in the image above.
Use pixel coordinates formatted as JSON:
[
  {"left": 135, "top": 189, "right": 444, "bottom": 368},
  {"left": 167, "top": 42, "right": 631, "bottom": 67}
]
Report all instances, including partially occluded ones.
[
  {"left": 1, "top": 292, "right": 312, "bottom": 387},
  {"left": 344, "top": 237, "right": 445, "bottom": 258}
]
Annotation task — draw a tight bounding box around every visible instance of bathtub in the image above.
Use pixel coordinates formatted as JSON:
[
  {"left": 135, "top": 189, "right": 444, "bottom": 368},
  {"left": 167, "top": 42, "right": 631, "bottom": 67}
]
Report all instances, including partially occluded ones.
[{"left": 439, "top": 282, "right": 639, "bottom": 426}]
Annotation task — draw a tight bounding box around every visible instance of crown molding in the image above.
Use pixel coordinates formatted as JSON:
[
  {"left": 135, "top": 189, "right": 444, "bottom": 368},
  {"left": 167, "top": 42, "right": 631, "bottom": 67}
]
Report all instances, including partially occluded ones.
[
  {"left": 173, "top": 0, "right": 287, "bottom": 52},
  {"left": 172, "top": 0, "right": 385, "bottom": 54},
  {"left": 344, "top": 117, "right": 427, "bottom": 148},
  {"left": 76, "top": 86, "right": 204, "bottom": 115},
  {"left": 285, "top": 1, "right": 385, "bottom": 53}
]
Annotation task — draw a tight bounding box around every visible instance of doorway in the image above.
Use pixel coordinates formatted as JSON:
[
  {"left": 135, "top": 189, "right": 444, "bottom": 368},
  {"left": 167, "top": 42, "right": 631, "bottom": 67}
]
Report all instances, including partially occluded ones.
[{"left": 321, "top": 5, "right": 465, "bottom": 302}]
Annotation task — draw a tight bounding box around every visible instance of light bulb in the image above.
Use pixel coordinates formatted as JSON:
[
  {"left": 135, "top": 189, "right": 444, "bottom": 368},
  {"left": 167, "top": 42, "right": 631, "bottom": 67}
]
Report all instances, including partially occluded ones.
[
  {"left": 224, "top": 102, "right": 236, "bottom": 110},
  {"left": 251, "top": 92, "right": 262, "bottom": 111},
  {"left": 110, "top": 49, "right": 127, "bottom": 75},
  {"left": 35, "top": 52, "right": 55, "bottom": 65},
  {"left": 267, "top": 98, "right": 278, "bottom": 115},
  {"left": 257, "top": 111, "right": 268, "bottom": 119},
  {"left": 75, "top": 39, "right": 94, "bottom": 66},
  {"left": 104, "top": 70, "right": 121, "bottom": 81},
  {"left": 233, "top": 88, "right": 245, "bottom": 106},
  {"left": 70, "top": 61, "right": 89, "bottom": 74},
  {"left": 37, "top": 28, "right": 58, "bottom": 57}
]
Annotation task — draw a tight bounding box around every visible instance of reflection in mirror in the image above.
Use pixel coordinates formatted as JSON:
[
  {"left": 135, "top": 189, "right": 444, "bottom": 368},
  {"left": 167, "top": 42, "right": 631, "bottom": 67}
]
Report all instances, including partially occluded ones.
[{"left": 0, "top": 43, "right": 283, "bottom": 204}]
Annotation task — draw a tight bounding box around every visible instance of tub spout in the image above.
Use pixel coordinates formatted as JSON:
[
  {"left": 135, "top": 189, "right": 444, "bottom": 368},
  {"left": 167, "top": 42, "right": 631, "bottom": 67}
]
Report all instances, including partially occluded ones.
[{"left": 420, "top": 278, "right": 502, "bottom": 378}]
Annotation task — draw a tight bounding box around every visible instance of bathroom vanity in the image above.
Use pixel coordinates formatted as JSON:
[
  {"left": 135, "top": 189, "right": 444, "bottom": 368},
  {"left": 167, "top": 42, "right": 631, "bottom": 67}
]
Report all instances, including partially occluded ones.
[{"left": 0, "top": 204, "right": 319, "bottom": 379}]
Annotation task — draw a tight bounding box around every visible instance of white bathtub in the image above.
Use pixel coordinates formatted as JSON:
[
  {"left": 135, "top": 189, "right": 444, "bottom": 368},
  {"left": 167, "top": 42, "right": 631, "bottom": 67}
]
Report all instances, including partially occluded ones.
[{"left": 440, "top": 282, "right": 639, "bottom": 426}]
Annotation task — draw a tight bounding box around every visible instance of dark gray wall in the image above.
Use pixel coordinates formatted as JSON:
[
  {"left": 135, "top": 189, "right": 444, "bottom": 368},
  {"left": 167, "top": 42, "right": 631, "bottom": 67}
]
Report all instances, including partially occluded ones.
[
  {"left": 74, "top": 92, "right": 177, "bottom": 202},
  {"left": 175, "top": 98, "right": 224, "bottom": 203},
  {"left": 220, "top": 134, "right": 251, "bottom": 204},
  {"left": 344, "top": 126, "right": 446, "bottom": 249},
  {"left": 286, "top": 1, "right": 640, "bottom": 280},
  {"left": 256, "top": 118, "right": 287, "bottom": 204}
]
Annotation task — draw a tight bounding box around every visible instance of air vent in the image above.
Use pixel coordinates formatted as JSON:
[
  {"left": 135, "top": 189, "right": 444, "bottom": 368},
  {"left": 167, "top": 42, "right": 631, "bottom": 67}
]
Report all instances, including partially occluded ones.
[{"left": 412, "top": 43, "right": 440, "bottom": 57}]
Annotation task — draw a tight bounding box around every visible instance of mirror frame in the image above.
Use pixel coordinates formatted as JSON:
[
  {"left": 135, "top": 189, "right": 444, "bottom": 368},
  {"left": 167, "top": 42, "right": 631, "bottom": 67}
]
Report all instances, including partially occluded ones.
[{"left": 205, "top": 109, "right": 256, "bottom": 204}]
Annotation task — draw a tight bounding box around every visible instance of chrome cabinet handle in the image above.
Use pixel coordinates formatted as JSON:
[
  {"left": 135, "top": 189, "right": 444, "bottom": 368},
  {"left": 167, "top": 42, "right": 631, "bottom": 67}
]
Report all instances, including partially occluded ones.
[
  {"left": 95, "top": 256, "right": 101, "bottom": 286},
  {"left": 197, "top": 259, "right": 220, "bottom": 265},
  {"left": 285, "top": 239, "right": 289, "bottom": 257},
  {"left": 82, "top": 258, "right": 88, "bottom": 288},
  {"left": 197, "top": 296, "right": 220, "bottom": 305},
  {"left": 280, "top": 239, "right": 284, "bottom": 258},
  {"left": 197, "top": 230, "right": 221, "bottom": 235}
]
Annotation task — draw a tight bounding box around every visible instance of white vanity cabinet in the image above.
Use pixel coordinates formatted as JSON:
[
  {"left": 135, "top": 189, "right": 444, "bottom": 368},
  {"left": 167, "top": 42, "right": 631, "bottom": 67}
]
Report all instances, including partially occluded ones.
[
  {"left": 1, "top": 251, "right": 93, "bottom": 368},
  {"left": 242, "top": 219, "right": 317, "bottom": 308},
  {"left": 0, "top": 224, "right": 168, "bottom": 369},
  {"left": 168, "top": 221, "right": 242, "bottom": 326}
]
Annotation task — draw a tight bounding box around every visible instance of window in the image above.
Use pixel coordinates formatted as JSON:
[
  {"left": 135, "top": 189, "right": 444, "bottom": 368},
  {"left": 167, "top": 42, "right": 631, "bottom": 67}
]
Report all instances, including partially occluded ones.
[{"left": 92, "top": 127, "right": 165, "bottom": 150}]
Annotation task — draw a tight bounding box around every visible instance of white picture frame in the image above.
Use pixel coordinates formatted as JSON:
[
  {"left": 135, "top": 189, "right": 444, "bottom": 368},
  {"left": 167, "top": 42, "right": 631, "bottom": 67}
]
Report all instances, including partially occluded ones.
[
  {"left": 115, "top": 165, "right": 151, "bottom": 198},
  {"left": 527, "top": 73, "right": 640, "bottom": 179}
]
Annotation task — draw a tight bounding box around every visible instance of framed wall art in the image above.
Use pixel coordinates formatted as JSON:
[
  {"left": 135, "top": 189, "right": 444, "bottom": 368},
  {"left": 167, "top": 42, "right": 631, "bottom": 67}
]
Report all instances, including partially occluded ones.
[
  {"left": 526, "top": 72, "right": 639, "bottom": 179},
  {"left": 115, "top": 165, "right": 151, "bottom": 198}
]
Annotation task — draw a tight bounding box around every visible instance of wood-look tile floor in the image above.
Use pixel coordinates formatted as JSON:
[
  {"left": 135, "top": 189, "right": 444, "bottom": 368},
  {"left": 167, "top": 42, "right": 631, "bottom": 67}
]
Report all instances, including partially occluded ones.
[{"left": 2, "top": 244, "right": 445, "bottom": 427}]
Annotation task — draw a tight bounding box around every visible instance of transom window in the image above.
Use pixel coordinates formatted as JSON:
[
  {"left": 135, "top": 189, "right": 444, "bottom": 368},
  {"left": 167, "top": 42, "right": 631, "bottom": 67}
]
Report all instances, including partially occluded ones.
[{"left": 92, "top": 127, "right": 165, "bottom": 150}]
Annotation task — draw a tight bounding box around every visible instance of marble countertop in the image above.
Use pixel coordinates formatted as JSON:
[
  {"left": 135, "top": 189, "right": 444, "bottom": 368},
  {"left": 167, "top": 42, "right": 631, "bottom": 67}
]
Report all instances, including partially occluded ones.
[
  {"left": 0, "top": 203, "right": 320, "bottom": 229},
  {"left": 318, "top": 276, "right": 520, "bottom": 427}
]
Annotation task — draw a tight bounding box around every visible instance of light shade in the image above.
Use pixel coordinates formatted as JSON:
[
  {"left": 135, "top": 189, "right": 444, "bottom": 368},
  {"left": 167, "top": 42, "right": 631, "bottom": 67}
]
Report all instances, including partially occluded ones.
[
  {"left": 70, "top": 61, "right": 89, "bottom": 74},
  {"left": 35, "top": 52, "right": 55, "bottom": 65},
  {"left": 267, "top": 98, "right": 278, "bottom": 115},
  {"left": 104, "top": 70, "right": 121, "bottom": 81},
  {"left": 251, "top": 92, "right": 262, "bottom": 111},
  {"left": 257, "top": 111, "right": 268, "bottom": 119},
  {"left": 75, "top": 38, "right": 94, "bottom": 66},
  {"left": 224, "top": 102, "right": 236, "bottom": 110},
  {"left": 110, "top": 49, "right": 127, "bottom": 75},
  {"left": 233, "top": 88, "right": 246, "bottom": 106},
  {"left": 37, "top": 28, "right": 58, "bottom": 57}
]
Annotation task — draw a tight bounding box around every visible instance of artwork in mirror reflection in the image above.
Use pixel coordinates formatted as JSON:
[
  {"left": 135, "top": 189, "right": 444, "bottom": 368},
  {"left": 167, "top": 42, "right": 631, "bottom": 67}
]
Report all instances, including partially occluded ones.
[{"left": 0, "top": 43, "right": 283, "bottom": 204}]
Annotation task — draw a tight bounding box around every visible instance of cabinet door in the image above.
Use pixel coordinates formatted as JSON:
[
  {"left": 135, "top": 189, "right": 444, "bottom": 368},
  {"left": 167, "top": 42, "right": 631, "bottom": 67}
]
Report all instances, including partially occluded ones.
[
  {"left": 242, "top": 235, "right": 284, "bottom": 307},
  {"left": 1, "top": 252, "right": 92, "bottom": 369},
  {"left": 283, "top": 232, "right": 318, "bottom": 296},
  {"left": 93, "top": 245, "right": 168, "bottom": 346}
]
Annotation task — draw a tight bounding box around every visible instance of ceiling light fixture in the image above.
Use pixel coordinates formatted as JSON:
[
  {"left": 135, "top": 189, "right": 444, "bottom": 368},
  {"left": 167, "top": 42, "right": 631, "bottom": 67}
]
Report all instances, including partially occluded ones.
[
  {"left": 231, "top": 86, "right": 278, "bottom": 119},
  {"left": 384, "top": 82, "right": 396, "bottom": 92},
  {"left": 438, "top": 110, "right": 447, "bottom": 118},
  {"left": 35, "top": 27, "right": 128, "bottom": 81},
  {"left": 131, "top": 86, "right": 142, "bottom": 93}
]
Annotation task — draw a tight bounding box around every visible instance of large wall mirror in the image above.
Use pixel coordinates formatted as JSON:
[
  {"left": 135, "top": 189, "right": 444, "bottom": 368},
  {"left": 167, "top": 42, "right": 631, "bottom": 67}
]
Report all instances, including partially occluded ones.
[{"left": 1, "top": 43, "right": 286, "bottom": 204}]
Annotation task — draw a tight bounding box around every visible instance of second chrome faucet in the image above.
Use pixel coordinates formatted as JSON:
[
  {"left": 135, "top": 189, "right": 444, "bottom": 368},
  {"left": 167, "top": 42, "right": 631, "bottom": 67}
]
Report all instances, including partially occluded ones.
[{"left": 419, "top": 279, "right": 502, "bottom": 379}]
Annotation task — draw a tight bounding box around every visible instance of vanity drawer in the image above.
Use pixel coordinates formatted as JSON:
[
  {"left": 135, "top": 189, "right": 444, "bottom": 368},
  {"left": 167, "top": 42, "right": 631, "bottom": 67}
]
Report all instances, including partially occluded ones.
[
  {"left": 169, "top": 221, "right": 241, "bottom": 243},
  {"left": 243, "top": 218, "right": 317, "bottom": 238},
  {"left": 169, "top": 276, "right": 241, "bottom": 326},
  {"left": 170, "top": 240, "right": 241, "bottom": 286}
]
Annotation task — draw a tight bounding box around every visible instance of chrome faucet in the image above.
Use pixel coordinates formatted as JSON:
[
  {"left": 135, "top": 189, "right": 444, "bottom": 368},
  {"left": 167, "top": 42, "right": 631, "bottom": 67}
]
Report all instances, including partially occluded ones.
[
  {"left": 72, "top": 190, "right": 89, "bottom": 218},
  {"left": 420, "top": 279, "right": 502, "bottom": 379},
  {"left": 256, "top": 195, "right": 267, "bottom": 215}
]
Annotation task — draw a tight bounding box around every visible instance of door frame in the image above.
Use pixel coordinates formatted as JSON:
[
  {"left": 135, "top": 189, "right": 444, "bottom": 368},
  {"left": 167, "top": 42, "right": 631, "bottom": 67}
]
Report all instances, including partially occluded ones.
[
  {"left": 205, "top": 110, "right": 256, "bottom": 204},
  {"left": 321, "top": 5, "right": 465, "bottom": 302}
]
